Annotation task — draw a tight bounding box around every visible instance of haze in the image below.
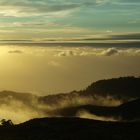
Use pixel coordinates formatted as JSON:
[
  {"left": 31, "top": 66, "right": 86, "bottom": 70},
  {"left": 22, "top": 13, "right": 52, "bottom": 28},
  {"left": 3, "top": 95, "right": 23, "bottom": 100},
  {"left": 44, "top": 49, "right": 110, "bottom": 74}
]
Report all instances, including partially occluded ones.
[{"left": 0, "top": 44, "right": 139, "bottom": 95}]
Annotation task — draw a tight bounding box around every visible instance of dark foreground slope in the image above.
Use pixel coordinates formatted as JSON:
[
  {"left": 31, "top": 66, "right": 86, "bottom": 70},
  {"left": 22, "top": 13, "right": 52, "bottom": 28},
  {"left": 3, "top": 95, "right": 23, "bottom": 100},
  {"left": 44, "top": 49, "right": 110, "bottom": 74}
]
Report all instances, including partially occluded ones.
[{"left": 0, "top": 117, "right": 140, "bottom": 140}]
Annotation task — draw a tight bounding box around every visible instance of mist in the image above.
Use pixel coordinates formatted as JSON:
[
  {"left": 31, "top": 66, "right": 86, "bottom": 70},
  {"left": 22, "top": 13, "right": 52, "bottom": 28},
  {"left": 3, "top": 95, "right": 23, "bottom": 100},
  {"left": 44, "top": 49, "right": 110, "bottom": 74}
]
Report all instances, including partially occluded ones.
[
  {"left": 0, "top": 90, "right": 123, "bottom": 124},
  {"left": 76, "top": 110, "right": 120, "bottom": 122}
]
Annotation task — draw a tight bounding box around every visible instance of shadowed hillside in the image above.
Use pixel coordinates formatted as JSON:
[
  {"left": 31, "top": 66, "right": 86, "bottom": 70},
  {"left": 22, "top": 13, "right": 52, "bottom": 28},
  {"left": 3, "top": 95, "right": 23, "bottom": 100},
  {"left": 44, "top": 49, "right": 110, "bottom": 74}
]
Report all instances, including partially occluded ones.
[
  {"left": 82, "top": 76, "right": 140, "bottom": 99},
  {"left": 0, "top": 117, "right": 140, "bottom": 140}
]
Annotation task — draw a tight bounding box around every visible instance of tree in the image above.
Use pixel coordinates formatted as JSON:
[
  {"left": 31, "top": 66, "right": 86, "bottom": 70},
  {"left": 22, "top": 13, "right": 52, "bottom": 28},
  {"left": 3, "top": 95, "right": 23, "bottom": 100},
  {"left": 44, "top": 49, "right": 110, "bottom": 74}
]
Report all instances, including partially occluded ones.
[{"left": 1, "top": 119, "right": 14, "bottom": 127}]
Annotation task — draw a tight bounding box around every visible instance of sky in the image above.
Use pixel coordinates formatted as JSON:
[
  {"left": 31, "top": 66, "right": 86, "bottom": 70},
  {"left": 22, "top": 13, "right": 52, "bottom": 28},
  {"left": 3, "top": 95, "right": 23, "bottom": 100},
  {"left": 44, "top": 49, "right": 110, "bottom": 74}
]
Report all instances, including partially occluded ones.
[
  {"left": 0, "top": 0, "right": 140, "bottom": 41},
  {"left": 0, "top": 0, "right": 139, "bottom": 95}
]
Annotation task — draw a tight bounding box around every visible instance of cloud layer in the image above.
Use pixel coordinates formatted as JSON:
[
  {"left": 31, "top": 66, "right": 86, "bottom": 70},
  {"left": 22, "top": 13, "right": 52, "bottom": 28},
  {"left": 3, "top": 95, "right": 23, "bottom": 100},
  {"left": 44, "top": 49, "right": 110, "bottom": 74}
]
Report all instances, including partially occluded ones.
[
  {"left": 2, "top": 45, "right": 140, "bottom": 57},
  {"left": 55, "top": 47, "right": 140, "bottom": 57}
]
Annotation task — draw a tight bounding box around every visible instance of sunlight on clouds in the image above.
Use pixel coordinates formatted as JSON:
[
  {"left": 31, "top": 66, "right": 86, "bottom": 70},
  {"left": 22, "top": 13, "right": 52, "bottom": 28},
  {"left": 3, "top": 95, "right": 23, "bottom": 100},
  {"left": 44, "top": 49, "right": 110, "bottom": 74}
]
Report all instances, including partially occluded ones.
[
  {"left": 8, "top": 50, "right": 23, "bottom": 54},
  {"left": 76, "top": 110, "right": 119, "bottom": 121},
  {"left": 0, "top": 45, "right": 140, "bottom": 95},
  {"left": 0, "top": 90, "right": 123, "bottom": 123},
  {"left": 2, "top": 45, "right": 140, "bottom": 57},
  {"left": 100, "top": 48, "right": 119, "bottom": 56},
  {"left": 55, "top": 47, "right": 140, "bottom": 57},
  {"left": 1, "top": 45, "right": 140, "bottom": 57}
]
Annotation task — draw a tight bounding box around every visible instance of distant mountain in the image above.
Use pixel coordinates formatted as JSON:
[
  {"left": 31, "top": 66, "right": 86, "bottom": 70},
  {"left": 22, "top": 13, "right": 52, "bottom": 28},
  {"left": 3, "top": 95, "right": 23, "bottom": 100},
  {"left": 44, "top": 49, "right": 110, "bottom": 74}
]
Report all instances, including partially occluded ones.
[
  {"left": 0, "top": 117, "right": 140, "bottom": 140},
  {"left": 81, "top": 76, "right": 140, "bottom": 99}
]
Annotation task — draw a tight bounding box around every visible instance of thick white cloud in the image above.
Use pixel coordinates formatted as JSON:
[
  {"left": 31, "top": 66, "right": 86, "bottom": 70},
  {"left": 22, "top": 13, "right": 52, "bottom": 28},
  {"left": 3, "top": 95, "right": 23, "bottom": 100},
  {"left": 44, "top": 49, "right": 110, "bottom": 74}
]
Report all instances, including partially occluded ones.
[
  {"left": 100, "top": 48, "right": 119, "bottom": 56},
  {"left": 2, "top": 45, "right": 140, "bottom": 57},
  {"left": 56, "top": 47, "right": 140, "bottom": 57}
]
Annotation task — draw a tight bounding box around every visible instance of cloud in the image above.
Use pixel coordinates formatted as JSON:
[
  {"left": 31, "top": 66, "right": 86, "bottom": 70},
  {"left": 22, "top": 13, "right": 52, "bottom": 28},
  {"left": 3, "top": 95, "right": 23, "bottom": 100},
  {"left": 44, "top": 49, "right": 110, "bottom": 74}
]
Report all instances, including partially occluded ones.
[
  {"left": 128, "top": 19, "right": 140, "bottom": 24},
  {"left": 0, "top": 90, "right": 122, "bottom": 124},
  {"left": 48, "top": 61, "right": 60, "bottom": 67},
  {"left": 110, "top": 0, "right": 140, "bottom": 6},
  {"left": 0, "top": 30, "right": 15, "bottom": 33},
  {"left": 40, "top": 27, "right": 91, "bottom": 34},
  {"left": 0, "top": 3, "right": 72, "bottom": 17},
  {"left": 108, "top": 33, "right": 140, "bottom": 40},
  {"left": 100, "top": 48, "right": 119, "bottom": 56},
  {"left": 0, "top": 0, "right": 79, "bottom": 17},
  {"left": 36, "top": 33, "right": 140, "bottom": 42},
  {"left": 57, "top": 50, "right": 75, "bottom": 57},
  {"left": 81, "top": 33, "right": 140, "bottom": 41},
  {"left": 56, "top": 47, "right": 140, "bottom": 57},
  {"left": 76, "top": 110, "right": 119, "bottom": 121},
  {"left": 122, "top": 0, "right": 140, "bottom": 2},
  {"left": 116, "top": 0, "right": 140, "bottom": 4},
  {"left": 0, "top": 0, "right": 108, "bottom": 17},
  {"left": 8, "top": 50, "right": 23, "bottom": 54},
  {"left": 0, "top": 21, "right": 46, "bottom": 28},
  {"left": 106, "top": 30, "right": 113, "bottom": 33},
  {"left": 56, "top": 48, "right": 93, "bottom": 57},
  {"left": 3, "top": 45, "right": 140, "bottom": 57}
]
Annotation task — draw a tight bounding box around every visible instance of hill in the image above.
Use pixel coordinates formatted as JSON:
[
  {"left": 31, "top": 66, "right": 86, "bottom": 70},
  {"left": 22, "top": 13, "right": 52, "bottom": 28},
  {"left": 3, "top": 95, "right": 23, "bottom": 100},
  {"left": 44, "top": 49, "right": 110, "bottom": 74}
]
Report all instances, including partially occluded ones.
[
  {"left": 0, "top": 76, "right": 140, "bottom": 139},
  {"left": 82, "top": 76, "right": 140, "bottom": 99},
  {"left": 0, "top": 117, "right": 140, "bottom": 140}
]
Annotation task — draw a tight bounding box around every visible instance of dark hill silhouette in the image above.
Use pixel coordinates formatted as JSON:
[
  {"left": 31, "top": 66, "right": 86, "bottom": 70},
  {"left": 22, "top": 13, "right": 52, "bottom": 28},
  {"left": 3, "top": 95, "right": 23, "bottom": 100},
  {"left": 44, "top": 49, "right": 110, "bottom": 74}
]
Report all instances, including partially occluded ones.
[
  {"left": 0, "top": 117, "right": 140, "bottom": 140},
  {"left": 82, "top": 76, "right": 140, "bottom": 99},
  {"left": 118, "top": 98, "right": 140, "bottom": 120}
]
